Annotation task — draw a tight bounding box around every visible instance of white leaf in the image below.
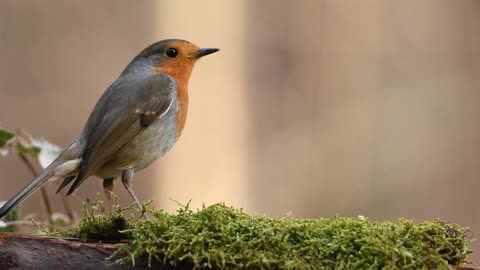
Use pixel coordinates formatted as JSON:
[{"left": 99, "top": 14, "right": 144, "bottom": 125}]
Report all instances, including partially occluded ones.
[{"left": 31, "top": 138, "right": 63, "bottom": 169}]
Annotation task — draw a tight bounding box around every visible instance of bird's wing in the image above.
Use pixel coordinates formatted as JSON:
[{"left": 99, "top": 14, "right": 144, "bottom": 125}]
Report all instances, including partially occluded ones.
[{"left": 63, "top": 72, "right": 176, "bottom": 195}]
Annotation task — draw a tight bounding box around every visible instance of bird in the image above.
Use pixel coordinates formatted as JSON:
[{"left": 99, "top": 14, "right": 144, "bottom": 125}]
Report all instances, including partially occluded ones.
[{"left": 0, "top": 39, "right": 219, "bottom": 218}]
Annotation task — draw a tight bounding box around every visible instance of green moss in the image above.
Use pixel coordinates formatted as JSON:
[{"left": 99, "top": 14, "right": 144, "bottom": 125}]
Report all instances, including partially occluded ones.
[
  {"left": 61, "top": 199, "right": 134, "bottom": 241},
  {"left": 60, "top": 201, "right": 472, "bottom": 269}
]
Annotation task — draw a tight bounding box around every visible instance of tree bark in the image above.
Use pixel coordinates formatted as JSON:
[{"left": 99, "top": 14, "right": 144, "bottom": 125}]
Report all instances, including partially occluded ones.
[{"left": 0, "top": 232, "right": 151, "bottom": 270}]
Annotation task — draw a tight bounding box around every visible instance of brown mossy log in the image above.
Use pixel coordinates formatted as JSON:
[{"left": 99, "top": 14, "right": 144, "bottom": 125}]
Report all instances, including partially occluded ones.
[{"left": 0, "top": 232, "right": 476, "bottom": 270}]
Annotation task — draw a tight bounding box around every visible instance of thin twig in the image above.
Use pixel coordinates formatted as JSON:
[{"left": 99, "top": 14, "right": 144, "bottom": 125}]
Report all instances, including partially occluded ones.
[
  {"left": 16, "top": 129, "right": 53, "bottom": 225},
  {"left": 17, "top": 152, "right": 53, "bottom": 225},
  {"left": 61, "top": 195, "right": 76, "bottom": 222}
]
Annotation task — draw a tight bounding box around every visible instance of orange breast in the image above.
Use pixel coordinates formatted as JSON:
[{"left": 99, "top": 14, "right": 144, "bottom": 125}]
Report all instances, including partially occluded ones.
[
  {"left": 174, "top": 81, "right": 189, "bottom": 137},
  {"left": 155, "top": 61, "right": 193, "bottom": 138}
]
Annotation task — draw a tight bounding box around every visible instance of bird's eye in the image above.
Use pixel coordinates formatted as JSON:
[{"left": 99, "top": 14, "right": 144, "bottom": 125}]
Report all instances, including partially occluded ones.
[{"left": 166, "top": 48, "right": 178, "bottom": 58}]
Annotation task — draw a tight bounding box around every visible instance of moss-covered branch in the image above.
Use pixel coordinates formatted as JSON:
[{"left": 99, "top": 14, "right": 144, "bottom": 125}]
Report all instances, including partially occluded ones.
[{"left": 52, "top": 201, "right": 473, "bottom": 270}]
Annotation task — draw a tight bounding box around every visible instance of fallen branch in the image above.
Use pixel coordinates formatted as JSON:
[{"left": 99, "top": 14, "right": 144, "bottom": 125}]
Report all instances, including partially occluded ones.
[
  {"left": 0, "top": 232, "right": 166, "bottom": 270},
  {"left": 0, "top": 232, "right": 475, "bottom": 270}
]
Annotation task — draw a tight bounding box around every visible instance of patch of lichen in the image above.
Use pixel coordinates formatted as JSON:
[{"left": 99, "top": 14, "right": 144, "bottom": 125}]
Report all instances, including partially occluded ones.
[{"left": 62, "top": 201, "right": 472, "bottom": 269}]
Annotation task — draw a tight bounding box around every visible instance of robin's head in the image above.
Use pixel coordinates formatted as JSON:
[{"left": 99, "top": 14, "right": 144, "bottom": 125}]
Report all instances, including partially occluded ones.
[
  {"left": 141, "top": 39, "right": 218, "bottom": 64},
  {"left": 129, "top": 39, "right": 219, "bottom": 83}
]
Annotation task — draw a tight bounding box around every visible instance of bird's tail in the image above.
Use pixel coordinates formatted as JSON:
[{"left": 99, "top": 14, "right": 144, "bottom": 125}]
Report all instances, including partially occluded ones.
[
  {"left": 0, "top": 158, "right": 81, "bottom": 219},
  {"left": 0, "top": 161, "right": 57, "bottom": 218}
]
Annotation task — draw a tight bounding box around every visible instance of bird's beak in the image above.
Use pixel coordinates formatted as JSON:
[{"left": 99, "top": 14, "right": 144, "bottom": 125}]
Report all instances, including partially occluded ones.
[{"left": 194, "top": 48, "right": 219, "bottom": 59}]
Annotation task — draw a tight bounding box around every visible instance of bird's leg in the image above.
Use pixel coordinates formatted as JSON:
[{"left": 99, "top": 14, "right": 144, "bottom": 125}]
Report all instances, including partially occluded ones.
[
  {"left": 103, "top": 178, "right": 115, "bottom": 208},
  {"left": 121, "top": 168, "right": 142, "bottom": 211},
  {"left": 121, "top": 169, "right": 151, "bottom": 220}
]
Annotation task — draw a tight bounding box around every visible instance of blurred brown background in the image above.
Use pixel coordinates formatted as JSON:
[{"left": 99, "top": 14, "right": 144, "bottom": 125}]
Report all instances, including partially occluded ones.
[{"left": 1, "top": 0, "right": 480, "bottom": 265}]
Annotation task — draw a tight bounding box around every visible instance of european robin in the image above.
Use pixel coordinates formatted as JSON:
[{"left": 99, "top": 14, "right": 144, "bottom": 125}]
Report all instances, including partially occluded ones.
[{"left": 0, "top": 39, "right": 219, "bottom": 218}]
